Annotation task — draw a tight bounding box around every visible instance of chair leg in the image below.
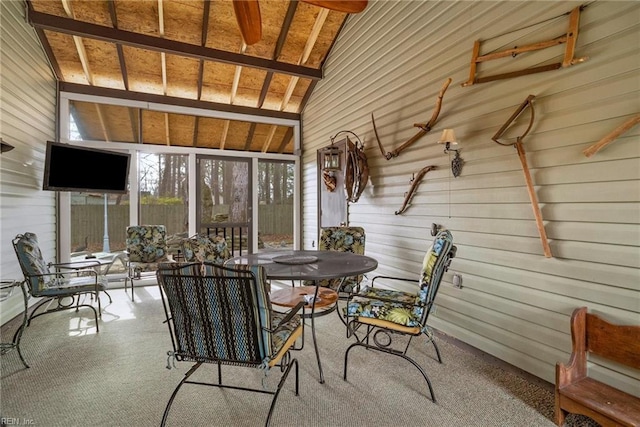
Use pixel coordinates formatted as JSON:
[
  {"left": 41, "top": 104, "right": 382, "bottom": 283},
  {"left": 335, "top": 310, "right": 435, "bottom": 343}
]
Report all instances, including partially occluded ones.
[
  {"left": 343, "top": 340, "right": 437, "bottom": 402},
  {"left": 161, "top": 362, "right": 203, "bottom": 427},
  {"left": 265, "top": 357, "right": 299, "bottom": 427}
]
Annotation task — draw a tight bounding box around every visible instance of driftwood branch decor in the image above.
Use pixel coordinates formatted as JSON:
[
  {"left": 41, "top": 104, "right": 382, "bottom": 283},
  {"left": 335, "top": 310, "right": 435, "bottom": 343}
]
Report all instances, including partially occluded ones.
[
  {"left": 395, "top": 165, "right": 436, "bottom": 215},
  {"left": 462, "top": 5, "right": 588, "bottom": 87},
  {"left": 372, "top": 78, "right": 452, "bottom": 160},
  {"left": 583, "top": 114, "right": 640, "bottom": 158},
  {"left": 492, "top": 95, "right": 552, "bottom": 258}
]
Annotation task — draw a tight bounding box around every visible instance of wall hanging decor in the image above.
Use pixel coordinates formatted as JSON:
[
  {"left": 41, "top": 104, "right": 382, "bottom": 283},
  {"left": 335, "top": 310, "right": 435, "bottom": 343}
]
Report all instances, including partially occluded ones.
[
  {"left": 583, "top": 114, "right": 640, "bottom": 158},
  {"left": 372, "top": 78, "right": 452, "bottom": 160},
  {"left": 395, "top": 165, "right": 436, "bottom": 215},
  {"left": 437, "top": 129, "right": 464, "bottom": 178},
  {"left": 462, "top": 5, "right": 588, "bottom": 87},
  {"left": 329, "top": 131, "right": 369, "bottom": 203},
  {"left": 492, "top": 94, "right": 552, "bottom": 258}
]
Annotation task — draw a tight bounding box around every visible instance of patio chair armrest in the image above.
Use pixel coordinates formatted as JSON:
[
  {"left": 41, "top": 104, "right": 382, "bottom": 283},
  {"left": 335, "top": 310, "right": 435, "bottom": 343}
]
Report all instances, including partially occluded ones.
[
  {"left": 53, "top": 260, "right": 101, "bottom": 269},
  {"left": 268, "top": 301, "right": 305, "bottom": 334},
  {"left": 38, "top": 268, "right": 99, "bottom": 279}
]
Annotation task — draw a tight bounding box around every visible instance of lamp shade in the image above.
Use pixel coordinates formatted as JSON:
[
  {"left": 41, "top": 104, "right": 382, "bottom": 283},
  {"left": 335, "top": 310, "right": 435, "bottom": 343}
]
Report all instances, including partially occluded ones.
[{"left": 437, "top": 129, "right": 458, "bottom": 145}]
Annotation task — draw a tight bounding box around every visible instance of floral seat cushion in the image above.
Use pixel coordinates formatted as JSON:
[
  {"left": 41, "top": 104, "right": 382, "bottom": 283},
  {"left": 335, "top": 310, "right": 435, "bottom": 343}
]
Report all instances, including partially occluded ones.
[
  {"left": 126, "top": 225, "right": 169, "bottom": 263},
  {"left": 346, "top": 287, "right": 424, "bottom": 327},
  {"left": 182, "top": 234, "right": 230, "bottom": 264},
  {"left": 347, "top": 230, "right": 454, "bottom": 330}
]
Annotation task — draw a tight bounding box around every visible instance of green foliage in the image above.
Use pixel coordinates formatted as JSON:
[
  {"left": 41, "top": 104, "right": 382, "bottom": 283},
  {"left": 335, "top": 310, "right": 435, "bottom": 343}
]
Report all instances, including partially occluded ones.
[{"left": 140, "top": 195, "right": 183, "bottom": 205}]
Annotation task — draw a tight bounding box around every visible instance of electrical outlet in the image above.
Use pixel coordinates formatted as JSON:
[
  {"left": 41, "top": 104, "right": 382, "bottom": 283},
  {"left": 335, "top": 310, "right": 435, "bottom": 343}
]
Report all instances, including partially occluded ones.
[{"left": 452, "top": 273, "right": 463, "bottom": 289}]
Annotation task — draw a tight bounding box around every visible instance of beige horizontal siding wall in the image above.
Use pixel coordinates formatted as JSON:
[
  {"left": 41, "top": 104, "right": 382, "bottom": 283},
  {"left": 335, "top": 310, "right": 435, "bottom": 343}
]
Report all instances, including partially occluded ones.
[
  {"left": 302, "top": 0, "right": 640, "bottom": 393},
  {"left": 0, "top": 1, "right": 57, "bottom": 322}
]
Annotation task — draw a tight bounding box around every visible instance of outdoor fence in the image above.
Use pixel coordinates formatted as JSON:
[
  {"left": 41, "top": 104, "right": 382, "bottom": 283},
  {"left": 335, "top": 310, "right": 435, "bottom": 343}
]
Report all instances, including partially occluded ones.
[{"left": 71, "top": 204, "right": 293, "bottom": 251}]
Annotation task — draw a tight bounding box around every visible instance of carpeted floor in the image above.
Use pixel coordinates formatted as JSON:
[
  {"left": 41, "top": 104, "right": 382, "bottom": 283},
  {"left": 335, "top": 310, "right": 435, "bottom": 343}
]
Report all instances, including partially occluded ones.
[{"left": 1, "top": 286, "right": 598, "bottom": 427}]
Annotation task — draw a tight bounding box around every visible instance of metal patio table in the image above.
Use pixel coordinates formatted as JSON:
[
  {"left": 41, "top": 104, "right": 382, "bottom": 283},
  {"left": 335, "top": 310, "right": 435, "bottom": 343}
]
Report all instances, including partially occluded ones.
[{"left": 226, "top": 250, "right": 378, "bottom": 383}]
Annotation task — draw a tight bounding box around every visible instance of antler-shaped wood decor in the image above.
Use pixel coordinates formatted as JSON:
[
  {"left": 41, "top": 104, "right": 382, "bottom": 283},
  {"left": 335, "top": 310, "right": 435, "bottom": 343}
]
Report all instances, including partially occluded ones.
[
  {"left": 372, "top": 78, "right": 452, "bottom": 160},
  {"left": 395, "top": 165, "right": 436, "bottom": 215},
  {"left": 493, "top": 95, "right": 552, "bottom": 258}
]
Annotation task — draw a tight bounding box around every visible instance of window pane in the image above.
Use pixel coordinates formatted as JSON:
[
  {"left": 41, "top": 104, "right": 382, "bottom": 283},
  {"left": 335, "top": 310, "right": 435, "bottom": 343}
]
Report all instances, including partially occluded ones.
[
  {"left": 139, "top": 153, "right": 189, "bottom": 257},
  {"left": 257, "top": 160, "right": 294, "bottom": 252}
]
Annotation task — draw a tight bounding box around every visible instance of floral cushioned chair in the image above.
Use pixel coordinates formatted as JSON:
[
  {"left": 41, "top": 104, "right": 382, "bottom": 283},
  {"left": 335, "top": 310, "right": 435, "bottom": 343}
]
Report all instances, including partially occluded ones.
[
  {"left": 12, "top": 232, "right": 109, "bottom": 332},
  {"left": 343, "top": 229, "right": 456, "bottom": 402},
  {"left": 180, "top": 233, "right": 231, "bottom": 265},
  {"left": 156, "top": 262, "right": 303, "bottom": 426},
  {"left": 302, "top": 226, "right": 366, "bottom": 295},
  {"left": 125, "top": 225, "right": 170, "bottom": 301}
]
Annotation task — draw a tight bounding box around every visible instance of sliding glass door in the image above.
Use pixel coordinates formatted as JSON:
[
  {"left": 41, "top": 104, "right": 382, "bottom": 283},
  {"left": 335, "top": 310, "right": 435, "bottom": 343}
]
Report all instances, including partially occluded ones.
[{"left": 197, "top": 155, "right": 251, "bottom": 256}]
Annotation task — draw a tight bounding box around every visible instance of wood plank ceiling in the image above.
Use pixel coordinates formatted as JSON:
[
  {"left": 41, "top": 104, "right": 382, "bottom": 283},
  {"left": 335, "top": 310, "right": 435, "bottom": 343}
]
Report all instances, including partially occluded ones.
[{"left": 26, "top": 0, "right": 354, "bottom": 154}]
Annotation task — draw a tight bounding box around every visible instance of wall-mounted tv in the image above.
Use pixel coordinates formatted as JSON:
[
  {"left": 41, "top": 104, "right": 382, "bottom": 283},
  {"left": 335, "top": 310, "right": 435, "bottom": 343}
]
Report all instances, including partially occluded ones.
[{"left": 43, "top": 141, "right": 131, "bottom": 193}]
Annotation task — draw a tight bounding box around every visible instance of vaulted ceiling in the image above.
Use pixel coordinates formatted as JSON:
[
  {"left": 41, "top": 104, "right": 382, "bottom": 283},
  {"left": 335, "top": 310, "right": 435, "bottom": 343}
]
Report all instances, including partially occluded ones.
[{"left": 27, "top": 0, "right": 363, "bottom": 154}]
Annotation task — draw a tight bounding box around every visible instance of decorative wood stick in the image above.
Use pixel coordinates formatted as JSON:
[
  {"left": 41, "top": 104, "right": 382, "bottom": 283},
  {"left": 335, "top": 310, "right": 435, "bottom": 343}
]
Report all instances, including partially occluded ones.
[
  {"left": 583, "top": 114, "right": 640, "bottom": 158},
  {"left": 515, "top": 141, "right": 552, "bottom": 258}
]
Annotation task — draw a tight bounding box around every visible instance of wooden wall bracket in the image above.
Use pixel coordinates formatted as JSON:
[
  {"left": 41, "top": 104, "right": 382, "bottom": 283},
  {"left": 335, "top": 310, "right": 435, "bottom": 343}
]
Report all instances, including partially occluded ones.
[
  {"left": 493, "top": 95, "right": 552, "bottom": 258},
  {"left": 462, "top": 5, "right": 588, "bottom": 87},
  {"left": 394, "top": 165, "right": 436, "bottom": 215},
  {"left": 372, "top": 78, "right": 451, "bottom": 160},
  {"left": 583, "top": 114, "right": 640, "bottom": 157}
]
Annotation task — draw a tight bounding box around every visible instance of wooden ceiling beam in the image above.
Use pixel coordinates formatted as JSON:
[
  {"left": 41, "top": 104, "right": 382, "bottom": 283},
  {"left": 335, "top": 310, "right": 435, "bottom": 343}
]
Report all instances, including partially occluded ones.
[
  {"left": 59, "top": 82, "right": 301, "bottom": 121},
  {"left": 107, "top": 0, "right": 129, "bottom": 90},
  {"left": 244, "top": 123, "right": 257, "bottom": 151},
  {"left": 28, "top": 10, "right": 323, "bottom": 80},
  {"left": 257, "top": 0, "right": 298, "bottom": 108},
  {"left": 276, "top": 127, "right": 293, "bottom": 154}
]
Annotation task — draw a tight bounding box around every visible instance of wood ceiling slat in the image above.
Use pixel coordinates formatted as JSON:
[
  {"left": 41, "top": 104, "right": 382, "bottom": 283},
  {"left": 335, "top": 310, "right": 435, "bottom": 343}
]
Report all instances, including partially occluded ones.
[
  {"left": 276, "top": 126, "right": 294, "bottom": 154},
  {"left": 122, "top": 45, "right": 164, "bottom": 95},
  {"left": 28, "top": 10, "right": 323, "bottom": 80},
  {"left": 167, "top": 113, "right": 196, "bottom": 147},
  {"left": 82, "top": 38, "right": 125, "bottom": 89},
  {"left": 112, "top": 0, "right": 159, "bottom": 36},
  {"left": 65, "top": 0, "right": 112, "bottom": 26},
  {"left": 43, "top": 30, "right": 88, "bottom": 84},
  {"left": 224, "top": 121, "right": 252, "bottom": 151},
  {"left": 165, "top": 54, "right": 200, "bottom": 100},
  {"left": 196, "top": 117, "right": 226, "bottom": 149},
  {"left": 141, "top": 110, "right": 168, "bottom": 146},
  {"left": 162, "top": 0, "right": 204, "bottom": 46},
  {"left": 235, "top": 68, "right": 269, "bottom": 108},
  {"left": 201, "top": 61, "right": 237, "bottom": 104}
]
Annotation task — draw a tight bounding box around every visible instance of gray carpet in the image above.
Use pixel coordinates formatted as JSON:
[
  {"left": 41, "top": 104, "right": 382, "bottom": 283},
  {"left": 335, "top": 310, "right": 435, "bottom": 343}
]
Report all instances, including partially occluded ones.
[{"left": 1, "top": 286, "right": 598, "bottom": 427}]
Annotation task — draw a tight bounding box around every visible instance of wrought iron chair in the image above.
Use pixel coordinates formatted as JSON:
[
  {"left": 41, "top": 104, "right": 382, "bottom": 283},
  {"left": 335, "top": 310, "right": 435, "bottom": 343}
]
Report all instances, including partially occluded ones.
[
  {"left": 12, "top": 232, "right": 109, "bottom": 332},
  {"left": 180, "top": 233, "right": 230, "bottom": 264},
  {"left": 124, "top": 225, "right": 170, "bottom": 301},
  {"left": 343, "top": 229, "right": 456, "bottom": 402},
  {"left": 156, "top": 262, "right": 304, "bottom": 427}
]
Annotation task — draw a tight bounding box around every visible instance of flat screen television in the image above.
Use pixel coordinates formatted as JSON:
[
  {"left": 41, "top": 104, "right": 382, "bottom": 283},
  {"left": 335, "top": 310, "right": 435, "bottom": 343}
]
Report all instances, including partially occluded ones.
[{"left": 43, "top": 141, "right": 131, "bottom": 193}]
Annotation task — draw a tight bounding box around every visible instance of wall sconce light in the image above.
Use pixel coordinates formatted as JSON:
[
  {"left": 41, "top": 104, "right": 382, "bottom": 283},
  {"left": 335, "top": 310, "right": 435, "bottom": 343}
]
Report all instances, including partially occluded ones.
[
  {"left": 437, "top": 129, "right": 464, "bottom": 178},
  {"left": 0, "top": 138, "right": 15, "bottom": 154}
]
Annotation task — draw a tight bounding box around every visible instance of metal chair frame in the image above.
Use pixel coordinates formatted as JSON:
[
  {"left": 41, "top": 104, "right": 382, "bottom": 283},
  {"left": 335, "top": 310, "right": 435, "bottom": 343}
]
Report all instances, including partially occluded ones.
[
  {"left": 156, "top": 263, "right": 304, "bottom": 427},
  {"left": 12, "top": 233, "right": 108, "bottom": 332},
  {"left": 343, "top": 232, "right": 456, "bottom": 402}
]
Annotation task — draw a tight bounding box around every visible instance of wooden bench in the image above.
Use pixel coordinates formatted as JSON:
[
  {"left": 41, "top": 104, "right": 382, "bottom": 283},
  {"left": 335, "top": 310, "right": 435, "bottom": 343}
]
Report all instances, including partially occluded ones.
[{"left": 555, "top": 307, "right": 640, "bottom": 426}]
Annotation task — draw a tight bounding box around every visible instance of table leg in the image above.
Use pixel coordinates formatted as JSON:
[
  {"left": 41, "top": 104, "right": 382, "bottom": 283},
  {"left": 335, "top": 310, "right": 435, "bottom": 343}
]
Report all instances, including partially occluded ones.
[{"left": 310, "top": 282, "right": 324, "bottom": 384}]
